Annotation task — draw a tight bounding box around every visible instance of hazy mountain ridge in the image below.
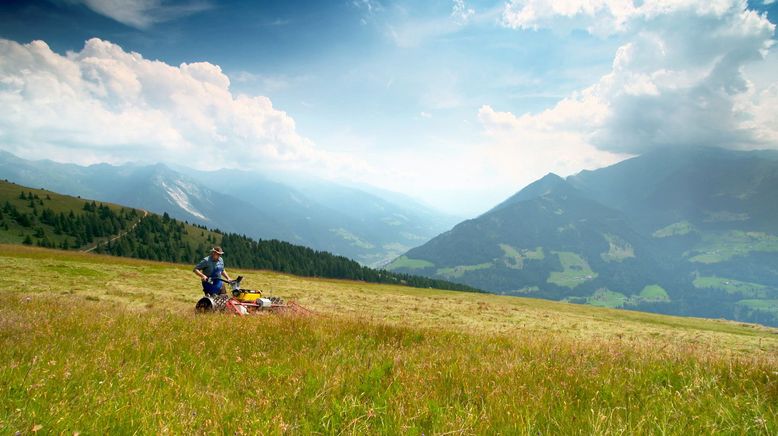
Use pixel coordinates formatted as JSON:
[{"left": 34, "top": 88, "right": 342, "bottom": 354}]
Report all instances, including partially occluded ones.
[
  {"left": 388, "top": 147, "right": 778, "bottom": 326},
  {"left": 0, "top": 151, "right": 454, "bottom": 266}
]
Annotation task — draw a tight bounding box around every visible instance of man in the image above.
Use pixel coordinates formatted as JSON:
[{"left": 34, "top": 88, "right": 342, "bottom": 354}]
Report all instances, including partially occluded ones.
[{"left": 194, "top": 246, "right": 233, "bottom": 295}]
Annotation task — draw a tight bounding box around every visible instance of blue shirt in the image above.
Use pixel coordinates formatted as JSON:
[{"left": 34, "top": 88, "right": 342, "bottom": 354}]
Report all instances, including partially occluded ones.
[{"left": 195, "top": 256, "right": 224, "bottom": 279}]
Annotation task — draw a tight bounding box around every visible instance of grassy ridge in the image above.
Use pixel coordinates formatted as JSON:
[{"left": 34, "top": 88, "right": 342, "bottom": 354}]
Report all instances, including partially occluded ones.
[
  {"left": 0, "top": 180, "right": 478, "bottom": 292},
  {"left": 0, "top": 179, "right": 220, "bottom": 250},
  {"left": 1, "top": 246, "right": 778, "bottom": 433}
]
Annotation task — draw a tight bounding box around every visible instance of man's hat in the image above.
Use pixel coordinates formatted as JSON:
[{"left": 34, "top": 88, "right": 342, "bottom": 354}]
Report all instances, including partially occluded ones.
[{"left": 211, "top": 246, "right": 224, "bottom": 255}]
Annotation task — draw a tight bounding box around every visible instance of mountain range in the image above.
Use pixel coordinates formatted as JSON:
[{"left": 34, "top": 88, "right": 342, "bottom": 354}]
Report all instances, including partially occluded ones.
[
  {"left": 387, "top": 147, "right": 778, "bottom": 326},
  {"left": 0, "top": 151, "right": 458, "bottom": 266},
  {"left": 5, "top": 146, "right": 777, "bottom": 326}
]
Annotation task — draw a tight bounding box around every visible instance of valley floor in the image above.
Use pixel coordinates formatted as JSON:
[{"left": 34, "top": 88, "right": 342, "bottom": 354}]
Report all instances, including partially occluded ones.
[{"left": 1, "top": 245, "right": 776, "bottom": 434}]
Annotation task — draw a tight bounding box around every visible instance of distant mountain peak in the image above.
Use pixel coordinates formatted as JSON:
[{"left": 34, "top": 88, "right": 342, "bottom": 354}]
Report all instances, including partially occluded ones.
[
  {"left": 390, "top": 147, "right": 778, "bottom": 327},
  {"left": 487, "top": 172, "right": 572, "bottom": 214},
  {"left": 539, "top": 172, "right": 563, "bottom": 181}
]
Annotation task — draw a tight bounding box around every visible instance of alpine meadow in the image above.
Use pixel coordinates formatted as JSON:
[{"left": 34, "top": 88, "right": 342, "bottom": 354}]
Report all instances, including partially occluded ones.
[
  {"left": 2, "top": 0, "right": 778, "bottom": 434},
  {"left": 2, "top": 246, "right": 777, "bottom": 433}
]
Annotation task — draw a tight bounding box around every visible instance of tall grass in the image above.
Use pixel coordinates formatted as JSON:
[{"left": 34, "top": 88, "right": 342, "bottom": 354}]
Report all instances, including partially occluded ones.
[
  {"left": 1, "top": 246, "right": 777, "bottom": 434},
  {"left": 2, "top": 295, "right": 776, "bottom": 434},
  {"left": 4, "top": 245, "right": 777, "bottom": 356}
]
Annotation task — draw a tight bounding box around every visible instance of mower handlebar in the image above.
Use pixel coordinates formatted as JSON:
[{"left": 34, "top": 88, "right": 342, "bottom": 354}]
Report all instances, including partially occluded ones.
[{"left": 205, "top": 276, "right": 243, "bottom": 286}]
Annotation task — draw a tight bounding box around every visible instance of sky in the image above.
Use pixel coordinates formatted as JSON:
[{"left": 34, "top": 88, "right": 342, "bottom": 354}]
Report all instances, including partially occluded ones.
[{"left": 0, "top": 0, "right": 777, "bottom": 216}]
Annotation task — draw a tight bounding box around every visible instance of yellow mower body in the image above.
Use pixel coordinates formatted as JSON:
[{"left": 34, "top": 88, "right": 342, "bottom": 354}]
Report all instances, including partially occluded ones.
[{"left": 235, "top": 290, "right": 263, "bottom": 302}]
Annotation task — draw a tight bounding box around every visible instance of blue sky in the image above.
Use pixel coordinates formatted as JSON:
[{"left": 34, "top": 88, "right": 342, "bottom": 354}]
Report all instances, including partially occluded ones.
[{"left": 1, "top": 0, "right": 777, "bottom": 215}]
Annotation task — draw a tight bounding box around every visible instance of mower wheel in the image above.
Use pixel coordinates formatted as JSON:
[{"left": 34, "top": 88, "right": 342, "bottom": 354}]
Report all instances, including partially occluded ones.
[
  {"left": 195, "top": 297, "right": 214, "bottom": 312},
  {"left": 195, "top": 294, "right": 230, "bottom": 313}
]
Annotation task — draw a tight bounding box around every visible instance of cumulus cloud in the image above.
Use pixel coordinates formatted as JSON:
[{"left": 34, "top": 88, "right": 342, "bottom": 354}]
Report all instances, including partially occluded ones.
[
  {"left": 0, "top": 38, "right": 370, "bottom": 175},
  {"left": 502, "top": 0, "right": 740, "bottom": 36},
  {"left": 494, "top": 0, "right": 778, "bottom": 154},
  {"left": 66, "top": 0, "right": 211, "bottom": 29},
  {"left": 503, "top": 0, "right": 634, "bottom": 35}
]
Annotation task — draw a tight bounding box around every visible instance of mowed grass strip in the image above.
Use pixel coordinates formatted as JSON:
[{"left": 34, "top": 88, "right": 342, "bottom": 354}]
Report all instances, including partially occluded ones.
[{"left": 2, "top": 295, "right": 777, "bottom": 435}]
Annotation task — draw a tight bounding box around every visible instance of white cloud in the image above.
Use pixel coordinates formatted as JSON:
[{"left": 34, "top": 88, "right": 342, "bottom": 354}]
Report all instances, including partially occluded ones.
[
  {"left": 451, "top": 0, "right": 475, "bottom": 24},
  {"left": 494, "top": 0, "right": 778, "bottom": 155},
  {"left": 0, "top": 38, "right": 371, "bottom": 177},
  {"left": 501, "top": 0, "right": 740, "bottom": 36},
  {"left": 476, "top": 103, "right": 627, "bottom": 185},
  {"left": 68, "top": 0, "right": 211, "bottom": 29},
  {"left": 502, "top": 0, "right": 635, "bottom": 35},
  {"left": 352, "top": 0, "right": 384, "bottom": 25},
  {"left": 353, "top": 0, "right": 382, "bottom": 14}
]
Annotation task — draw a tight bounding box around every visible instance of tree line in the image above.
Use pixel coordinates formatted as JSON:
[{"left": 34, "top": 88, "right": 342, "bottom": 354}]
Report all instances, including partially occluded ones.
[
  {"left": 95, "top": 212, "right": 204, "bottom": 263},
  {"left": 218, "top": 233, "right": 482, "bottom": 292},
  {"left": 2, "top": 189, "right": 480, "bottom": 292},
  {"left": 1, "top": 192, "right": 138, "bottom": 249},
  {"left": 92, "top": 211, "right": 481, "bottom": 293}
]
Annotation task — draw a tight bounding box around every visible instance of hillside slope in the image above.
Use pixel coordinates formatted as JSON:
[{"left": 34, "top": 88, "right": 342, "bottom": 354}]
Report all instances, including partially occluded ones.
[
  {"left": 399, "top": 174, "right": 660, "bottom": 297},
  {"left": 0, "top": 178, "right": 222, "bottom": 253},
  {"left": 388, "top": 148, "right": 778, "bottom": 326},
  {"left": 0, "top": 180, "right": 477, "bottom": 292},
  {"left": 0, "top": 151, "right": 456, "bottom": 265},
  {"left": 1, "top": 246, "right": 776, "bottom": 434}
]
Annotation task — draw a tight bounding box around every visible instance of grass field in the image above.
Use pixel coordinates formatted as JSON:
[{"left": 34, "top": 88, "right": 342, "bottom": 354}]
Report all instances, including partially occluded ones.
[
  {"left": 0, "top": 180, "right": 121, "bottom": 216},
  {"left": 689, "top": 231, "right": 778, "bottom": 264},
  {"left": 736, "top": 300, "right": 778, "bottom": 319},
  {"left": 547, "top": 251, "right": 598, "bottom": 288},
  {"left": 385, "top": 255, "right": 434, "bottom": 270},
  {"left": 436, "top": 262, "right": 493, "bottom": 279},
  {"left": 499, "top": 243, "right": 524, "bottom": 269},
  {"left": 499, "top": 244, "right": 544, "bottom": 270},
  {"left": 571, "top": 285, "right": 670, "bottom": 309},
  {"left": 638, "top": 284, "right": 670, "bottom": 302},
  {"left": 600, "top": 234, "right": 635, "bottom": 263},
  {"left": 652, "top": 221, "right": 694, "bottom": 238},
  {"left": 737, "top": 299, "right": 778, "bottom": 311},
  {"left": 585, "top": 289, "right": 628, "bottom": 308},
  {"left": 2, "top": 246, "right": 778, "bottom": 434},
  {"left": 693, "top": 275, "right": 769, "bottom": 298},
  {"left": 0, "top": 180, "right": 130, "bottom": 247}
]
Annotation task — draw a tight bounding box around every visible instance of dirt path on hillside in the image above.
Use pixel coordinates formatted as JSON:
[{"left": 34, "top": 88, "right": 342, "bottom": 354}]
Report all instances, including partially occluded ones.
[{"left": 81, "top": 209, "right": 148, "bottom": 253}]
